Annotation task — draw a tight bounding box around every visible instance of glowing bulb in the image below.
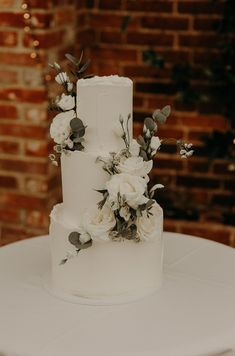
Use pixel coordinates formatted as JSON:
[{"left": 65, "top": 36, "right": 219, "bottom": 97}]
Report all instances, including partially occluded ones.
[
  {"left": 23, "top": 13, "right": 30, "bottom": 20},
  {"left": 30, "top": 52, "right": 37, "bottom": 59},
  {"left": 33, "top": 40, "right": 39, "bottom": 47},
  {"left": 21, "top": 3, "right": 28, "bottom": 9},
  {"left": 233, "top": 138, "right": 235, "bottom": 144},
  {"left": 24, "top": 26, "right": 30, "bottom": 32}
]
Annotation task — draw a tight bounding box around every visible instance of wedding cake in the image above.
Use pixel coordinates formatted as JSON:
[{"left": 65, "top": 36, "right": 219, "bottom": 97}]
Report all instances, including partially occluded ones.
[{"left": 48, "top": 54, "right": 193, "bottom": 303}]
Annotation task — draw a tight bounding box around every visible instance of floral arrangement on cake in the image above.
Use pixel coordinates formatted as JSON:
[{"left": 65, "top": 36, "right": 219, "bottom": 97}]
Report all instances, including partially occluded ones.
[{"left": 49, "top": 54, "right": 193, "bottom": 264}]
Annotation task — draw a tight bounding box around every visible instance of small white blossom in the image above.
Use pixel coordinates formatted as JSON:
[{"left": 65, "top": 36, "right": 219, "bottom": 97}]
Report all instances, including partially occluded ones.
[
  {"left": 150, "top": 136, "right": 161, "bottom": 151},
  {"left": 57, "top": 93, "right": 75, "bottom": 111},
  {"left": 67, "top": 82, "right": 73, "bottom": 92},
  {"left": 55, "top": 72, "right": 70, "bottom": 85}
]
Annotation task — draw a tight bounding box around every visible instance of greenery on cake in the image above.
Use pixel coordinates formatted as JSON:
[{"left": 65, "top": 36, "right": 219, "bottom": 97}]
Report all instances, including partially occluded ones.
[
  {"left": 62, "top": 107, "right": 193, "bottom": 264},
  {"left": 49, "top": 52, "right": 92, "bottom": 166}
]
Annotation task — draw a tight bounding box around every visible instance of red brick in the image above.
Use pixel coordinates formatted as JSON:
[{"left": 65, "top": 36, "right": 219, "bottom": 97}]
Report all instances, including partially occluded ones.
[
  {"left": 178, "top": 1, "right": 224, "bottom": 15},
  {"left": 146, "top": 96, "right": 175, "bottom": 111},
  {"left": 0, "top": 0, "right": 15, "bottom": 7},
  {"left": 89, "top": 13, "right": 140, "bottom": 29},
  {"left": 127, "top": 32, "right": 174, "bottom": 46},
  {"left": 25, "top": 108, "right": 48, "bottom": 123},
  {"left": 213, "top": 161, "right": 235, "bottom": 175},
  {"left": 23, "top": 30, "right": 64, "bottom": 49},
  {"left": 0, "top": 159, "right": 48, "bottom": 174},
  {"left": 25, "top": 178, "right": 49, "bottom": 194},
  {"left": 187, "top": 159, "right": 209, "bottom": 173},
  {"left": 0, "top": 175, "right": 18, "bottom": 188},
  {"left": 181, "top": 115, "right": 227, "bottom": 130},
  {"left": 158, "top": 49, "right": 190, "bottom": 62},
  {"left": 0, "top": 207, "right": 20, "bottom": 223},
  {"left": 100, "top": 31, "right": 123, "bottom": 44},
  {"left": 25, "top": 210, "right": 48, "bottom": 228},
  {"left": 0, "top": 124, "right": 47, "bottom": 139},
  {"left": 124, "top": 65, "right": 171, "bottom": 78},
  {"left": 154, "top": 157, "right": 184, "bottom": 171},
  {"left": 99, "top": 0, "right": 122, "bottom": 9},
  {"left": 212, "top": 194, "right": 235, "bottom": 207},
  {"left": 176, "top": 175, "right": 220, "bottom": 189},
  {"left": 90, "top": 48, "right": 138, "bottom": 62},
  {"left": 24, "top": 141, "right": 50, "bottom": 157},
  {"left": 0, "top": 70, "right": 18, "bottom": 84},
  {"left": 157, "top": 127, "right": 185, "bottom": 140},
  {"left": 0, "top": 192, "right": 48, "bottom": 210},
  {"left": 0, "top": 12, "right": 25, "bottom": 27},
  {"left": 179, "top": 34, "right": 218, "bottom": 48},
  {"left": 96, "top": 62, "right": 120, "bottom": 76},
  {"left": 0, "top": 31, "right": 17, "bottom": 46},
  {"left": 0, "top": 11, "right": 53, "bottom": 28},
  {"left": 0, "top": 52, "right": 47, "bottom": 66},
  {"left": 136, "top": 82, "right": 175, "bottom": 95},
  {"left": 126, "top": 0, "right": 173, "bottom": 12},
  {"left": 194, "top": 17, "right": 220, "bottom": 31},
  {"left": 142, "top": 16, "right": 189, "bottom": 30},
  {"left": 193, "top": 50, "right": 220, "bottom": 64},
  {"left": 164, "top": 219, "right": 178, "bottom": 233},
  {"left": 133, "top": 95, "right": 144, "bottom": 108},
  {"left": 0, "top": 104, "right": 17, "bottom": 119},
  {"left": 0, "top": 88, "right": 47, "bottom": 103},
  {"left": 77, "top": 29, "right": 96, "bottom": 45},
  {"left": 55, "top": 8, "right": 74, "bottom": 25},
  {"left": 0, "top": 140, "right": 19, "bottom": 154}
]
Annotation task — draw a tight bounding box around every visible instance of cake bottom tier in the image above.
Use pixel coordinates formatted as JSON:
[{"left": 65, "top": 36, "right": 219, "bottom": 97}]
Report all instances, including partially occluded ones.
[{"left": 50, "top": 204, "right": 164, "bottom": 303}]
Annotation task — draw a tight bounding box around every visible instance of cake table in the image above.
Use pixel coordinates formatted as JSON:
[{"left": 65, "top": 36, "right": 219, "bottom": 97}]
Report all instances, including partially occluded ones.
[{"left": 0, "top": 232, "right": 235, "bottom": 356}]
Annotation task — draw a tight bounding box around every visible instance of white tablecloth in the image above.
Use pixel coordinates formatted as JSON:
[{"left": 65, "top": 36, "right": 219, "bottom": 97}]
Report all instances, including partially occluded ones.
[{"left": 0, "top": 232, "right": 235, "bottom": 356}]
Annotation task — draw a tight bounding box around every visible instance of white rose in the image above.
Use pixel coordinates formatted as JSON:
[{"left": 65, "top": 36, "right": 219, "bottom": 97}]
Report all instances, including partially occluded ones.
[
  {"left": 50, "top": 110, "right": 75, "bottom": 144},
  {"left": 55, "top": 72, "right": 70, "bottom": 84},
  {"left": 150, "top": 136, "right": 161, "bottom": 151},
  {"left": 117, "top": 156, "right": 153, "bottom": 177},
  {"left": 129, "top": 139, "right": 140, "bottom": 156},
  {"left": 57, "top": 93, "right": 75, "bottom": 111},
  {"left": 106, "top": 173, "right": 148, "bottom": 210},
  {"left": 67, "top": 82, "right": 73, "bottom": 92},
  {"left": 82, "top": 203, "right": 116, "bottom": 242},
  {"left": 136, "top": 202, "right": 163, "bottom": 241}
]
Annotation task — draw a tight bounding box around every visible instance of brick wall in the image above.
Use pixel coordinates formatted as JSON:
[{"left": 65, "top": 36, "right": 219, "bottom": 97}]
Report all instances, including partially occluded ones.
[
  {"left": 0, "top": 0, "right": 234, "bottom": 247},
  {"left": 0, "top": 0, "right": 80, "bottom": 245}
]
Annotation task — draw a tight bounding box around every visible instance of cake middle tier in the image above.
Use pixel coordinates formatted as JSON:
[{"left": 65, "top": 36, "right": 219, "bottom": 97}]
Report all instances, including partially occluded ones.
[
  {"left": 77, "top": 75, "right": 133, "bottom": 154},
  {"left": 61, "top": 151, "right": 108, "bottom": 225}
]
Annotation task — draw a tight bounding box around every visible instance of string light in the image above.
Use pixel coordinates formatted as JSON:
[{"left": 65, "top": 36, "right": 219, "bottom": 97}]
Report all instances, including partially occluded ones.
[{"left": 21, "top": 1, "right": 41, "bottom": 65}]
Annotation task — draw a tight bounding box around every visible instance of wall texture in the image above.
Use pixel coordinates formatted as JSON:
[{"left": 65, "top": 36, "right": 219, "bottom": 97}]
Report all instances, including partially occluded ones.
[{"left": 0, "top": 0, "right": 234, "bottom": 246}]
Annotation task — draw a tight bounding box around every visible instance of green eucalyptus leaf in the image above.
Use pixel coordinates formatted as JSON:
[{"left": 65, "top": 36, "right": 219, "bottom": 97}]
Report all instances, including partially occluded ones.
[
  {"left": 144, "top": 117, "right": 156, "bottom": 131},
  {"left": 68, "top": 231, "right": 80, "bottom": 247},
  {"left": 77, "top": 59, "right": 91, "bottom": 74},
  {"left": 137, "top": 135, "right": 146, "bottom": 148},
  {"left": 79, "top": 239, "right": 92, "bottom": 250},
  {"left": 65, "top": 53, "right": 79, "bottom": 66},
  {"left": 139, "top": 148, "right": 148, "bottom": 161},
  {"left": 146, "top": 199, "right": 155, "bottom": 209}
]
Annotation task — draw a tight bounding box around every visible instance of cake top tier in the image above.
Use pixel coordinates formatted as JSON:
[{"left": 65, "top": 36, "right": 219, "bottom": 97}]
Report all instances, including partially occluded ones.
[{"left": 77, "top": 75, "right": 132, "bottom": 87}]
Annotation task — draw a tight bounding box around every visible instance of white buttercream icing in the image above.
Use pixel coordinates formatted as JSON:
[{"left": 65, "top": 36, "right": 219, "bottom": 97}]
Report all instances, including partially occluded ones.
[{"left": 77, "top": 75, "right": 132, "bottom": 87}]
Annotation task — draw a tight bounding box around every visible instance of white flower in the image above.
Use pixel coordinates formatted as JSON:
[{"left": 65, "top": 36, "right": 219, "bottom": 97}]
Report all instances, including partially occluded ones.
[
  {"left": 82, "top": 203, "right": 116, "bottom": 241},
  {"left": 55, "top": 72, "right": 70, "bottom": 85},
  {"left": 136, "top": 202, "right": 163, "bottom": 241},
  {"left": 67, "top": 82, "right": 73, "bottom": 92},
  {"left": 117, "top": 156, "right": 153, "bottom": 177},
  {"left": 50, "top": 110, "right": 75, "bottom": 144},
  {"left": 150, "top": 136, "right": 161, "bottom": 151},
  {"left": 106, "top": 173, "right": 148, "bottom": 210},
  {"left": 129, "top": 139, "right": 140, "bottom": 156},
  {"left": 57, "top": 93, "right": 75, "bottom": 111}
]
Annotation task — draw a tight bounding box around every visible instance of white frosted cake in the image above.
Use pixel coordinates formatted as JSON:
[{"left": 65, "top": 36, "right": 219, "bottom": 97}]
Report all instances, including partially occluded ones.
[{"left": 48, "top": 56, "right": 193, "bottom": 303}]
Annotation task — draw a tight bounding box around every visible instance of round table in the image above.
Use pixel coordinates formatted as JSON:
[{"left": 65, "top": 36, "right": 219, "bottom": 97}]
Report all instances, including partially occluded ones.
[{"left": 0, "top": 232, "right": 235, "bottom": 356}]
